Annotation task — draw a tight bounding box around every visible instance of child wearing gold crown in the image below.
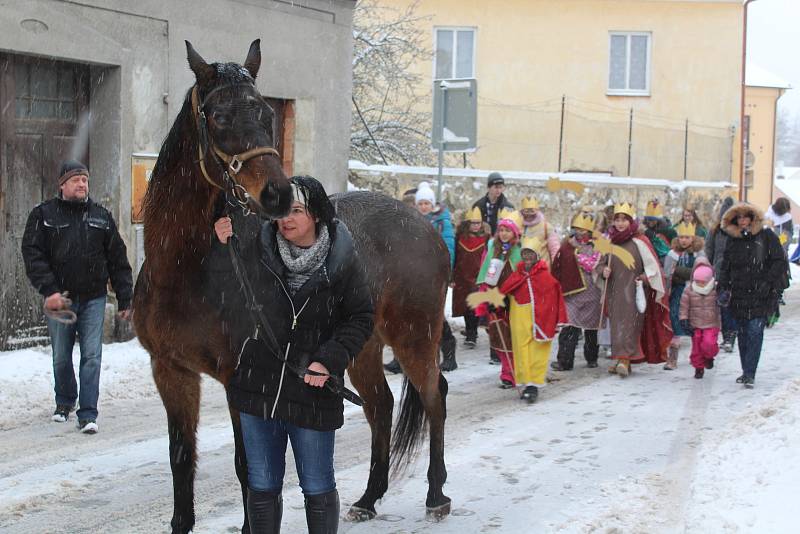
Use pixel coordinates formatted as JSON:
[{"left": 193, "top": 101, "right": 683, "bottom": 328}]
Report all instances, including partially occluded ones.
[
  {"left": 520, "top": 196, "right": 560, "bottom": 266},
  {"left": 601, "top": 203, "right": 672, "bottom": 376},
  {"left": 474, "top": 209, "right": 523, "bottom": 388},
  {"left": 498, "top": 237, "right": 567, "bottom": 403},
  {"left": 642, "top": 199, "right": 676, "bottom": 262},
  {"left": 452, "top": 207, "right": 491, "bottom": 348},
  {"left": 550, "top": 212, "right": 604, "bottom": 370},
  {"left": 661, "top": 221, "right": 706, "bottom": 370}
]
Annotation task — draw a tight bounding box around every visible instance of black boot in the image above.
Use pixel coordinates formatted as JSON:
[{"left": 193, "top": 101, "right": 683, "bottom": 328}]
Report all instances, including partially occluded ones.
[
  {"left": 383, "top": 358, "right": 402, "bottom": 374},
  {"left": 694, "top": 368, "right": 704, "bottom": 379},
  {"left": 247, "top": 489, "right": 282, "bottom": 533},
  {"left": 305, "top": 489, "right": 339, "bottom": 534},
  {"left": 521, "top": 385, "right": 538, "bottom": 403},
  {"left": 555, "top": 326, "right": 578, "bottom": 370},
  {"left": 439, "top": 321, "right": 458, "bottom": 372}
]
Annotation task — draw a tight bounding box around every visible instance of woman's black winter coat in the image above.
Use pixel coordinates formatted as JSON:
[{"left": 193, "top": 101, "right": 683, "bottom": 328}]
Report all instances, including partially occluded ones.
[
  {"left": 718, "top": 203, "right": 788, "bottom": 321},
  {"left": 205, "top": 218, "right": 374, "bottom": 431}
]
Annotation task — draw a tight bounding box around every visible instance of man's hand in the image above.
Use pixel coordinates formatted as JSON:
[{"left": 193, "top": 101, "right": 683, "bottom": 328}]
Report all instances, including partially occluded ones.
[
  {"left": 44, "top": 292, "right": 67, "bottom": 311},
  {"left": 602, "top": 266, "right": 611, "bottom": 279},
  {"left": 117, "top": 309, "right": 132, "bottom": 321},
  {"left": 304, "top": 362, "right": 330, "bottom": 388},
  {"left": 214, "top": 217, "right": 233, "bottom": 244}
]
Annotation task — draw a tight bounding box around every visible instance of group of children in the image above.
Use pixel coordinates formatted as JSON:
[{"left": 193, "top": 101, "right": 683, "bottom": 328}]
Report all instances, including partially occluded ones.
[{"left": 444, "top": 195, "right": 724, "bottom": 404}]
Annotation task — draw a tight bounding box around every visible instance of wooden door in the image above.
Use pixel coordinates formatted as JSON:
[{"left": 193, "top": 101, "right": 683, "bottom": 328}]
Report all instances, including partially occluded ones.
[{"left": 0, "top": 54, "right": 89, "bottom": 350}]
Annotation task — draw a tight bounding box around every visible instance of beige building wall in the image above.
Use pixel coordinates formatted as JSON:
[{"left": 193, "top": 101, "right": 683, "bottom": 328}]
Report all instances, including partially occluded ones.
[
  {"left": 743, "top": 86, "right": 785, "bottom": 210},
  {"left": 381, "top": 0, "right": 742, "bottom": 182}
]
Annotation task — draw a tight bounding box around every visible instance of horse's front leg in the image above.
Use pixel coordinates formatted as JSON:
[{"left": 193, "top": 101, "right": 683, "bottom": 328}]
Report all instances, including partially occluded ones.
[{"left": 153, "top": 357, "right": 201, "bottom": 534}]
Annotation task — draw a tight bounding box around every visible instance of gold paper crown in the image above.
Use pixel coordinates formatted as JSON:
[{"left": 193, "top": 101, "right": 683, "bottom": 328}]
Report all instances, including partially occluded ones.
[
  {"left": 464, "top": 206, "right": 483, "bottom": 223},
  {"left": 521, "top": 196, "right": 540, "bottom": 210},
  {"left": 520, "top": 236, "right": 544, "bottom": 254},
  {"left": 498, "top": 208, "right": 523, "bottom": 231},
  {"left": 645, "top": 200, "right": 664, "bottom": 218},
  {"left": 675, "top": 221, "right": 697, "bottom": 237},
  {"left": 571, "top": 213, "right": 596, "bottom": 232},
  {"left": 613, "top": 202, "right": 636, "bottom": 219}
]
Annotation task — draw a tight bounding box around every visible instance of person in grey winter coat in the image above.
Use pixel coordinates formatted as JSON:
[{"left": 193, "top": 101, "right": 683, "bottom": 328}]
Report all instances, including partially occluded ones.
[{"left": 704, "top": 196, "right": 736, "bottom": 351}]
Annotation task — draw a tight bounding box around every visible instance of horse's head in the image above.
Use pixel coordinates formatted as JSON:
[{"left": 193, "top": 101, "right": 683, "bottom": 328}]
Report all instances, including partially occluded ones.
[{"left": 186, "top": 39, "right": 292, "bottom": 219}]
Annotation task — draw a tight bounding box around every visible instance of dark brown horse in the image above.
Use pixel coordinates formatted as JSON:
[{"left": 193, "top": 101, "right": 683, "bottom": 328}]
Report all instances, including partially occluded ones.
[{"left": 133, "top": 41, "right": 450, "bottom": 533}]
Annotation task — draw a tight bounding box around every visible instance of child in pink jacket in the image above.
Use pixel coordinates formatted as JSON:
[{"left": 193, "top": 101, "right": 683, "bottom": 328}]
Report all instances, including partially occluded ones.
[{"left": 679, "top": 263, "right": 721, "bottom": 379}]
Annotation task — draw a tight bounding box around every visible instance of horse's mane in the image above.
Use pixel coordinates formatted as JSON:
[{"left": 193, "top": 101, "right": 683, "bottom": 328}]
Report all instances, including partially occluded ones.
[{"left": 143, "top": 62, "right": 256, "bottom": 225}]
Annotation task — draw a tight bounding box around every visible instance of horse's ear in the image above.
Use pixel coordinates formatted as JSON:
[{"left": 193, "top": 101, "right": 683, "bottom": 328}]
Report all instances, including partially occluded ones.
[
  {"left": 185, "top": 41, "right": 215, "bottom": 85},
  {"left": 243, "top": 39, "right": 261, "bottom": 79}
]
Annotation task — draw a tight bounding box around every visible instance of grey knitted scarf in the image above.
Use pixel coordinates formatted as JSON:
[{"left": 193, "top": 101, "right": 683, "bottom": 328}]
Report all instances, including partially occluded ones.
[{"left": 276, "top": 225, "right": 330, "bottom": 294}]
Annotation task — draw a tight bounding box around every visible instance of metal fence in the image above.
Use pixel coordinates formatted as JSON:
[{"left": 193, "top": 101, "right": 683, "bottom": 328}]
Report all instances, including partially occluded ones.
[{"left": 477, "top": 96, "right": 735, "bottom": 182}]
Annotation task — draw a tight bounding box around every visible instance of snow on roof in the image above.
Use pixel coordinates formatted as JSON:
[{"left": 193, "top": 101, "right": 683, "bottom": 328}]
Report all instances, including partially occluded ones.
[
  {"left": 778, "top": 167, "right": 800, "bottom": 180},
  {"left": 349, "top": 160, "right": 735, "bottom": 191},
  {"left": 746, "top": 63, "right": 792, "bottom": 90},
  {"left": 775, "top": 179, "right": 800, "bottom": 207}
]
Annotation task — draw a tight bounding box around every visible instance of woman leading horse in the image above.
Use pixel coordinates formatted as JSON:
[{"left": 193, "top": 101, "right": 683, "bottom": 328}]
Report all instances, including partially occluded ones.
[{"left": 212, "top": 176, "right": 373, "bottom": 533}]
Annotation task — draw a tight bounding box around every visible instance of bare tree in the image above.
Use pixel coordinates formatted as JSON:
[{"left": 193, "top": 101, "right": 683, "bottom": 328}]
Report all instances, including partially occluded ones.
[
  {"left": 777, "top": 109, "right": 800, "bottom": 167},
  {"left": 351, "top": 0, "right": 437, "bottom": 165}
]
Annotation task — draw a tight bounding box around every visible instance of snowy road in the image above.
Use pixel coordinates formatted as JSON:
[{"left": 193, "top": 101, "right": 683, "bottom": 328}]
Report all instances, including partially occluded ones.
[{"left": 1, "top": 289, "right": 799, "bottom": 533}]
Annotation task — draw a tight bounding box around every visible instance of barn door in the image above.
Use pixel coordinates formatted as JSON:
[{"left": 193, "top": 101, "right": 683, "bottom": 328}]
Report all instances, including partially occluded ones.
[{"left": 0, "top": 54, "right": 89, "bottom": 350}]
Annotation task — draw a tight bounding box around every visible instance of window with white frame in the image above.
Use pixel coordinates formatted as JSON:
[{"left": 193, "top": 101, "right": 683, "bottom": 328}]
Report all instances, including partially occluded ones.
[
  {"left": 434, "top": 28, "right": 476, "bottom": 80},
  {"left": 608, "top": 32, "right": 651, "bottom": 95}
]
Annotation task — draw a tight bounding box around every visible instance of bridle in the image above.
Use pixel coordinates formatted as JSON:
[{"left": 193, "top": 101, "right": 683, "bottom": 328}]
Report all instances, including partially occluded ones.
[{"left": 191, "top": 84, "right": 281, "bottom": 215}]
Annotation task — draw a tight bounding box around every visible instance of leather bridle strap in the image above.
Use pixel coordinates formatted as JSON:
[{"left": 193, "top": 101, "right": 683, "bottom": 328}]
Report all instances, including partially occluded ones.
[{"left": 190, "top": 85, "right": 281, "bottom": 192}]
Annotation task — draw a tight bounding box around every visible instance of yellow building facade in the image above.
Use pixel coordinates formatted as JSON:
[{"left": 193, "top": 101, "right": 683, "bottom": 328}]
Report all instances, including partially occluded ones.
[
  {"left": 742, "top": 66, "right": 789, "bottom": 209},
  {"left": 380, "top": 0, "right": 743, "bottom": 184}
]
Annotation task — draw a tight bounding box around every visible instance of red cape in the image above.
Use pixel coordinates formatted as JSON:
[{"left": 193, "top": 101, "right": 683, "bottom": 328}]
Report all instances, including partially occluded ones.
[
  {"left": 633, "top": 235, "right": 672, "bottom": 364},
  {"left": 499, "top": 261, "right": 567, "bottom": 340}
]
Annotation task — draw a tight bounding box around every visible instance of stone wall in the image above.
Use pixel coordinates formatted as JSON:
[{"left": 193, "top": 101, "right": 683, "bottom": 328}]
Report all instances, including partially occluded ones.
[{"left": 349, "top": 171, "right": 737, "bottom": 234}]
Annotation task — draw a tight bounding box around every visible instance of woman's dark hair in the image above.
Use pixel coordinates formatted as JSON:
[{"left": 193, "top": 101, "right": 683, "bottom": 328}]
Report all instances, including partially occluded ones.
[
  {"left": 773, "top": 197, "right": 791, "bottom": 216},
  {"left": 290, "top": 175, "right": 335, "bottom": 233},
  {"left": 682, "top": 207, "right": 705, "bottom": 230}
]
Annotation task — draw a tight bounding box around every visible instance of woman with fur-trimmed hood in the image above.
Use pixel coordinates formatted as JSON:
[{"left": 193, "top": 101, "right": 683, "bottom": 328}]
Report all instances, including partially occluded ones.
[
  {"left": 661, "top": 224, "right": 706, "bottom": 370},
  {"left": 718, "top": 202, "right": 788, "bottom": 387}
]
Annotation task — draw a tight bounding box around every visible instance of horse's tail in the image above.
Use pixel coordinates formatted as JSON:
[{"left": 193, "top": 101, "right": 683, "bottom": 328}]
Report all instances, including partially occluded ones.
[
  {"left": 390, "top": 377, "right": 426, "bottom": 474},
  {"left": 390, "top": 373, "right": 448, "bottom": 473}
]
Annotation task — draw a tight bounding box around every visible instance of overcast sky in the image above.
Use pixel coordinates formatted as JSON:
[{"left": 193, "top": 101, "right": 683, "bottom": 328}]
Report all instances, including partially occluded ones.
[{"left": 748, "top": 0, "right": 798, "bottom": 117}]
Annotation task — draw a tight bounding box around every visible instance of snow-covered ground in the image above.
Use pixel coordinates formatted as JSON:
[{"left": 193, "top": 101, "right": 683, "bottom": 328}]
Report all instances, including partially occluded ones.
[{"left": 1, "top": 284, "right": 799, "bottom": 533}]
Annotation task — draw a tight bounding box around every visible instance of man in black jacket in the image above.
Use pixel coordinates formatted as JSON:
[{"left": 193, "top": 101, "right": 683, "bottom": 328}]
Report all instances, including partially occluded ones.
[
  {"left": 471, "top": 172, "right": 514, "bottom": 234},
  {"left": 718, "top": 202, "right": 787, "bottom": 388},
  {"left": 471, "top": 172, "right": 514, "bottom": 365},
  {"left": 21, "top": 160, "right": 133, "bottom": 433}
]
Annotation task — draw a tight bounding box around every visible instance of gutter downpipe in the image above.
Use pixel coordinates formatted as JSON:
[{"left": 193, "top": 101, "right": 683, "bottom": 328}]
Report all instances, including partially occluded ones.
[{"left": 740, "top": 0, "right": 758, "bottom": 202}]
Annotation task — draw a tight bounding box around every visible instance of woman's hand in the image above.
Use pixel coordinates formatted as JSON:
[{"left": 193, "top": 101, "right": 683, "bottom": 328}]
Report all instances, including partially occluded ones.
[
  {"left": 304, "top": 362, "right": 330, "bottom": 388},
  {"left": 214, "top": 216, "right": 233, "bottom": 244},
  {"left": 602, "top": 266, "right": 611, "bottom": 279}
]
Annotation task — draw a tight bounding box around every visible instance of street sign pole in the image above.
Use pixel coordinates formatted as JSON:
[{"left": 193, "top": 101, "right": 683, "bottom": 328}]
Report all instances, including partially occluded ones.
[
  {"left": 431, "top": 78, "right": 477, "bottom": 204},
  {"left": 437, "top": 82, "right": 447, "bottom": 203}
]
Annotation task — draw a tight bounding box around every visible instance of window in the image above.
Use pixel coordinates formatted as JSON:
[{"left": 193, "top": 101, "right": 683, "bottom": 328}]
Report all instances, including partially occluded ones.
[
  {"left": 435, "top": 28, "right": 475, "bottom": 80},
  {"left": 15, "top": 61, "right": 82, "bottom": 120},
  {"left": 608, "top": 32, "right": 651, "bottom": 96}
]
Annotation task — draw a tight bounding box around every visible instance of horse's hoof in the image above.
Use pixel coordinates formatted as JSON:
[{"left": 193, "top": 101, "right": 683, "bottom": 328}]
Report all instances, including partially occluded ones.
[
  {"left": 425, "top": 499, "right": 451, "bottom": 522},
  {"left": 345, "top": 505, "right": 377, "bottom": 522}
]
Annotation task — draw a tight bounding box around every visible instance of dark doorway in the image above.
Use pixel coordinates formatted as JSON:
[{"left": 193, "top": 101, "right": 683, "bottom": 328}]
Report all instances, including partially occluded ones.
[{"left": 0, "top": 54, "right": 90, "bottom": 350}]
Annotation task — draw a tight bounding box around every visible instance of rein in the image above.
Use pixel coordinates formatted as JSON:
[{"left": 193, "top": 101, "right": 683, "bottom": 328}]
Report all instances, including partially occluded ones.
[
  {"left": 226, "top": 230, "right": 363, "bottom": 406},
  {"left": 191, "top": 84, "right": 281, "bottom": 214}
]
